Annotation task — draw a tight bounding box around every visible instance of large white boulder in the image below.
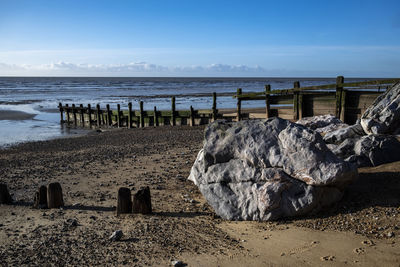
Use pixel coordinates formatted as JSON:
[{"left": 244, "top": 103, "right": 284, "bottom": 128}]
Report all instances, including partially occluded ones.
[{"left": 188, "top": 118, "right": 358, "bottom": 221}]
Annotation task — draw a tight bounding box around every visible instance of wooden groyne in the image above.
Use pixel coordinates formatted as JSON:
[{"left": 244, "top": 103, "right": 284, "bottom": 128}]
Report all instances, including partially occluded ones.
[{"left": 59, "top": 76, "right": 400, "bottom": 128}]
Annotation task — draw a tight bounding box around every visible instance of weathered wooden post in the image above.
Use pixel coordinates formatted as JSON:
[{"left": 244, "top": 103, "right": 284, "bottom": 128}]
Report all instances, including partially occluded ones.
[
  {"left": 117, "top": 187, "right": 132, "bottom": 215},
  {"left": 139, "top": 101, "right": 144, "bottom": 128},
  {"left": 117, "top": 104, "right": 121, "bottom": 128},
  {"left": 265, "top": 85, "right": 271, "bottom": 119},
  {"left": 340, "top": 89, "right": 347, "bottom": 122},
  {"left": 58, "top": 103, "right": 64, "bottom": 124},
  {"left": 128, "top": 102, "right": 133, "bottom": 129},
  {"left": 132, "top": 186, "right": 152, "bottom": 214},
  {"left": 72, "top": 104, "right": 77, "bottom": 126},
  {"left": 106, "top": 104, "right": 112, "bottom": 126},
  {"left": 96, "top": 104, "right": 101, "bottom": 127},
  {"left": 236, "top": 88, "right": 242, "bottom": 121},
  {"left": 212, "top": 92, "right": 217, "bottom": 121},
  {"left": 153, "top": 106, "right": 158, "bottom": 126},
  {"left": 65, "top": 104, "right": 70, "bottom": 124},
  {"left": 47, "top": 182, "right": 64, "bottom": 209},
  {"left": 171, "top": 97, "right": 176, "bottom": 126},
  {"left": 33, "top": 185, "right": 47, "bottom": 209},
  {"left": 336, "top": 76, "right": 345, "bottom": 119},
  {"left": 293, "top": 81, "right": 301, "bottom": 120},
  {"left": 87, "top": 104, "right": 92, "bottom": 126},
  {"left": 0, "top": 183, "right": 12, "bottom": 204},
  {"left": 79, "top": 104, "right": 85, "bottom": 127},
  {"left": 190, "top": 105, "right": 195, "bottom": 126}
]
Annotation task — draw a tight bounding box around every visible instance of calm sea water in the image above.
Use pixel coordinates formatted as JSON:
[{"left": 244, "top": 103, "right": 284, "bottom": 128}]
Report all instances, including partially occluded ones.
[{"left": 0, "top": 77, "right": 373, "bottom": 147}]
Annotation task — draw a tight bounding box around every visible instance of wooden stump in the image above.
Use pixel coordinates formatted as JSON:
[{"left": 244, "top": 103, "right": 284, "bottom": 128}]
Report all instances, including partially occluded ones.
[
  {"left": 117, "top": 187, "right": 132, "bottom": 215},
  {"left": 47, "top": 182, "right": 64, "bottom": 208},
  {"left": 0, "top": 183, "right": 12, "bottom": 204},
  {"left": 132, "top": 186, "right": 152, "bottom": 214},
  {"left": 33, "top": 185, "right": 48, "bottom": 209}
]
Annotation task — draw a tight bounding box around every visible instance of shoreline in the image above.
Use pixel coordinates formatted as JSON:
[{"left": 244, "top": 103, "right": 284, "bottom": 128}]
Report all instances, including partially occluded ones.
[{"left": 0, "top": 125, "right": 399, "bottom": 266}]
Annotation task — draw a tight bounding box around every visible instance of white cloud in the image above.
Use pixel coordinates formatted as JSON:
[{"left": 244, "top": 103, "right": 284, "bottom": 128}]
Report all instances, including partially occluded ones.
[{"left": 0, "top": 61, "right": 268, "bottom": 76}]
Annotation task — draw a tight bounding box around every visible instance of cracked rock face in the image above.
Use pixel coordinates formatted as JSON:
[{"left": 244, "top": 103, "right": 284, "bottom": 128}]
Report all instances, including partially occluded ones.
[
  {"left": 361, "top": 82, "right": 400, "bottom": 135},
  {"left": 188, "top": 118, "right": 358, "bottom": 221}
]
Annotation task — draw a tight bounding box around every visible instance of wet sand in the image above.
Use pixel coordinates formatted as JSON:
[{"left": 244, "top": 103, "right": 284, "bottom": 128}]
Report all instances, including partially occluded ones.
[
  {"left": 0, "top": 126, "right": 399, "bottom": 266},
  {"left": 0, "top": 110, "right": 37, "bottom": 120}
]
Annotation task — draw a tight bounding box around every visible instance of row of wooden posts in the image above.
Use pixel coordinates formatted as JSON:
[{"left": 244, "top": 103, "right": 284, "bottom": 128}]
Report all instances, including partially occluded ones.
[
  {"left": 59, "top": 92, "right": 222, "bottom": 129},
  {"left": 0, "top": 182, "right": 152, "bottom": 216},
  {"left": 60, "top": 76, "right": 398, "bottom": 129}
]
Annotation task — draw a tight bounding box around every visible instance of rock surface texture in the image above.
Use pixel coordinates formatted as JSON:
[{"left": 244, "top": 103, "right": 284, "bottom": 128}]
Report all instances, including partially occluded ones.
[
  {"left": 188, "top": 118, "right": 358, "bottom": 221},
  {"left": 361, "top": 82, "right": 400, "bottom": 135}
]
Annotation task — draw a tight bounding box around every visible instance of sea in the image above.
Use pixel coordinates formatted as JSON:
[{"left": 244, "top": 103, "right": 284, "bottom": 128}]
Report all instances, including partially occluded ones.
[{"left": 0, "top": 77, "right": 375, "bottom": 147}]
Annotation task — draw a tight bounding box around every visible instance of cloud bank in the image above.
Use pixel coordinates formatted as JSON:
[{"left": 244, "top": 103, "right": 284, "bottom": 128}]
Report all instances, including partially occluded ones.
[{"left": 0, "top": 62, "right": 267, "bottom": 77}]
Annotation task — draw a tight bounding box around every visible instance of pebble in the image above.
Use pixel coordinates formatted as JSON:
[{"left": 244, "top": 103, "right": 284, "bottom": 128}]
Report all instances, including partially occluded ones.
[
  {"left": 171, "top": 260, "right": 186, "bottom": 267},
  {"left": 387, "top": 231, "right": 395, "bottom": 238},
  {"left": 109, "top": 230, "right": 123, "bottom": 241}
]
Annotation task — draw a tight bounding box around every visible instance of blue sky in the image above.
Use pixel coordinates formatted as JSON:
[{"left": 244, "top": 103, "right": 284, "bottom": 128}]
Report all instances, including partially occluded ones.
[{"left": 0, "top": 0, "right": 399, "bottom": 77}]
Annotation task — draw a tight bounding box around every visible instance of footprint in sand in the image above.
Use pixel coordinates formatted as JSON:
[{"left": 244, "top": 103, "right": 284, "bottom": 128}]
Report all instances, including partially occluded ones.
[
  {"left": 288, "top": 240, "right": 320, "bottom": 255},
  {"left": 361, "top": 240, "right": 375, "bottom": 246},
  {"left": 320, "top": 255, "right": 336, "bottom": 261},
  {"left": 353, "top": 247, "right": 365, "bottom": 254}
]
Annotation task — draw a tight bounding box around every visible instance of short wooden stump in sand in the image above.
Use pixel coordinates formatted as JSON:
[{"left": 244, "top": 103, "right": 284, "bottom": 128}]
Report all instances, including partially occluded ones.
[
  {"left": 47, "top": 182, "right": 64, "bottom": 208},
  {"left": 117, "top": 187, "right": 132, "bottom": 215},
  {"left": 33, "top": 185, "right": 48, "bottom": 209},
  {"left": 0, "top": 183, "right": 12, "bottom": 204},
  {"left": 132, "top": 186, "right": 152, "bottom": 214}
]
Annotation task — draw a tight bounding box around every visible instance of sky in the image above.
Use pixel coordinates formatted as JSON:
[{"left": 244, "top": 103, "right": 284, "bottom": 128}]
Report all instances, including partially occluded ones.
[{"left": 0, "top": 0, "right": 399, "bottom": 77}]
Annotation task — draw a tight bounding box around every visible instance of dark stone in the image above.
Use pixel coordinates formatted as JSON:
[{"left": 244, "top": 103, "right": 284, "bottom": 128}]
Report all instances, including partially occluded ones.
[
  {"left": 33, "top": 185, "right": 48, "bottom": 209},
  {"left": 117, "top": 187, "right": 132, "bottom": 215},
  {"left": 47, "top": 182, "right": 64, "bottom": 209},
  {"left": 132, "top": 186, "right": 152, "bottom": 214},
  {"left": 0, "top": 183, "right": 12, "bottom": 204}
]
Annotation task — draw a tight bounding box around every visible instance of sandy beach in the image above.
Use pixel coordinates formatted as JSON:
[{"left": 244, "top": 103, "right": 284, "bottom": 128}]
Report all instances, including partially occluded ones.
[
  {"left": 0, "top": 110, "right": 37, "bottom": 121},
  {"left": 0, "top": 125, "right": 399, "bottom": 266}
]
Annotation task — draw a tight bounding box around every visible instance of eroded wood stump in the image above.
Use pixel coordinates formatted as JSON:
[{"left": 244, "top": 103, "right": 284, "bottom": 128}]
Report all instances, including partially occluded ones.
[
  {"left": 33, "top": 185, "right": 48, "bottom": 209},
  {"left": 47, "top": 182, "right": 64, "bottom": 208},
  {"left": 0, "top": 183, "right": 12, "bottom": 204},
  {"left": 132, "top": 186, "right": 152, "bottom": 214},
  {"left": 117, "top": 187, "right": 132, "bottom": 215}
]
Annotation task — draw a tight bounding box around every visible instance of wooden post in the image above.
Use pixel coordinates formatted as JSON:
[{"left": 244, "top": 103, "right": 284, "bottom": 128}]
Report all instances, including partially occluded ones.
[
  {"left": 33, "top": 185, "right": 47, "bottom": 209},
  {"left": 340, "top": 89, "right": 347, "bottom": 122},
  {"left": 293, "top": 81, "right": 300, "bottom": 120},
  {"left": 128, "top": 102, "right": 133, "bottom": 129},
  {"left": 139, "top": 101, "right": 144, "bottom": 128},
  {"left": 132, "top": 186, "right": 152, "bottom": 214},
  {"left": 58, "top": 103, "right": 64, "bottom": 123},
  {"left": 171, "top": 97, "right": 176, "bottom": 126},
  {"left": 117, "top": 104, "right": 121, "bottom": 128},
  {"left": 65, "top": 104, "right": 70, "bottom": 124},
  {"left": 72, "top": 104, "right": 77, "bottom": 126},
  {"left": 96, "top": 104, "right": 101, "bottom": 127},
  {"left": 0, "top": 183, "right": 12, "bottom": 204},
  {"left": 79, "top": 104, "right": 85, "bottom": 127},
  {"left": 106, "top": 104, "right": 112, "bottom": 126},
  {"left": 190, "top": 105, "right": 195, "bottom": 126},
  {"left": 265, "top": 85, "right": 271, "bottom": 119},
  {"left": 336, "top": 76, "right": 344, "bottom": 119},
  {"left": 117, "top": 187, "right": 132, "bottom": 215},
  {"left": 236, "top": 88, "right": 242, "bottom": 121},
  {"left": 87, "top": 104, "right": 92, "bottom": 126},
  {"left": 47, "top": 182, "right": 63, "bottom": 209},
  {"left": 153, "top": 106, "right": 158, "bottom": 126},
  {"left": 212, "top": 92, "right": 217, "bottom": 121}
]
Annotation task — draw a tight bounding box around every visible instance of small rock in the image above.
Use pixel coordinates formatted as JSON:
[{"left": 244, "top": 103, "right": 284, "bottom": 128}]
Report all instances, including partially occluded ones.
[
  {"left": 387, "top": 231, "right": 395, "bottom": 238},
  {"left": 171, "top": 260, "right": 186, "bottom": 267},
  {"left": 109, "top": 230, "right": 123, "bottom": 241}
]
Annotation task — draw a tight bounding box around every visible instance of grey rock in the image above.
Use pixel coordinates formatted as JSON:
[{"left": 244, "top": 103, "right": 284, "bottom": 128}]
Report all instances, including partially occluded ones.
[
  {"left": 323, "top": 124, "right": 365, "bottom": 144},
  {"left": 171, "top": 260, "right": 186, "bottom": 267},
  {"left": 188, "top": 118, "right": 357, "bottom": 221},
  {"left": 109, "top": 230, "right": 123, "bottom": 241},
  {"left": 331, "top": 135, "right": 400, "bottom": 167},
  {"left": 361, "top": 82, "right": 400, "bottom": 135},
  {"left": 296, "top": 114, "right": 348, "bottom": 134}
]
